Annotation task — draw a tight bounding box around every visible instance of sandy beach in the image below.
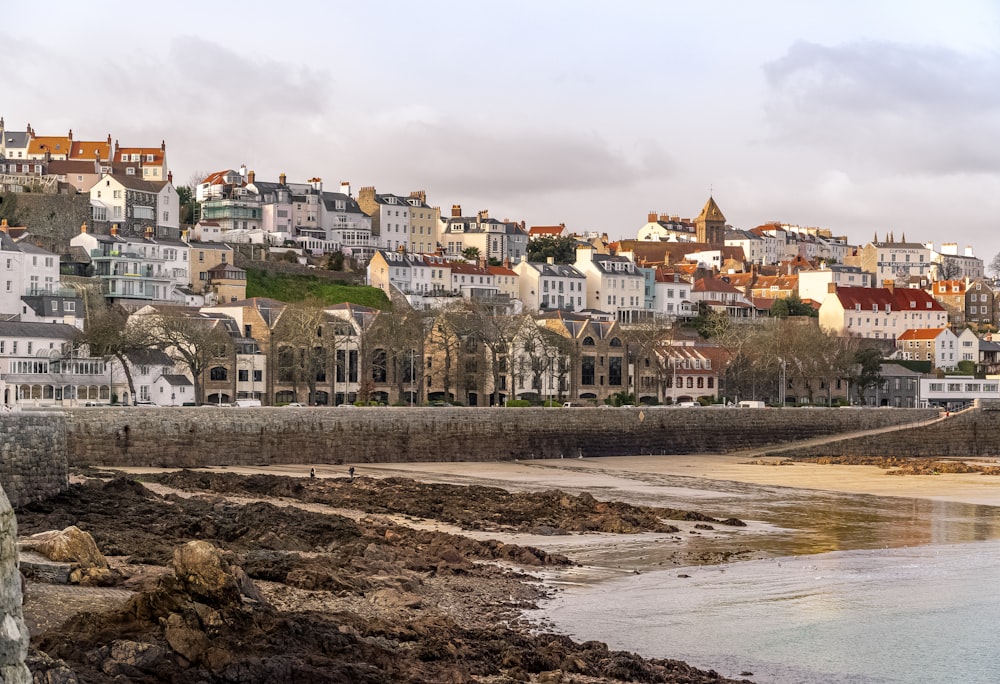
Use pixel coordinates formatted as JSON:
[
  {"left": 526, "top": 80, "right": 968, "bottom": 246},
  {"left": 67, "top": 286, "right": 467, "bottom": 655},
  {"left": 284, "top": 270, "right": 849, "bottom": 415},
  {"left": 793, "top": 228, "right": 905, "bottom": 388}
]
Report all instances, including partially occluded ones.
[{"left": 125, "top": 452, "right": 1000, "bottom": 507}]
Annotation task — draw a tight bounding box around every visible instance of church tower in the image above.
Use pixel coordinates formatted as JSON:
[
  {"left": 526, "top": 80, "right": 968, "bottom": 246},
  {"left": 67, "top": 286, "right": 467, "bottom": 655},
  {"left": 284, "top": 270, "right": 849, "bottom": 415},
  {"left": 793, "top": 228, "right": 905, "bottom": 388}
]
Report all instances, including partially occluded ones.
[{"left": 695, "top": 196, "right": 726, "bottom": 246}]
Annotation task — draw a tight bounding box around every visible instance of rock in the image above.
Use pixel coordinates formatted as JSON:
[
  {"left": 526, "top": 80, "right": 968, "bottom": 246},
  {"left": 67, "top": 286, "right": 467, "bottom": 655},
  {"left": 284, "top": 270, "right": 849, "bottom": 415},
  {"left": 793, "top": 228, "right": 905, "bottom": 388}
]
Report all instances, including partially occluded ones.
[
  {"left": 171, "top": 541, "right": 241, "bottom": 607},
  {"left": 0, "top": 485, "right": 30, "bottom": 684},
  {"left": 23, "top": 526, "right": 109, "bottom": 570},
  {"left": 164, "top": 613, "right": 209, "bottom": 662}
]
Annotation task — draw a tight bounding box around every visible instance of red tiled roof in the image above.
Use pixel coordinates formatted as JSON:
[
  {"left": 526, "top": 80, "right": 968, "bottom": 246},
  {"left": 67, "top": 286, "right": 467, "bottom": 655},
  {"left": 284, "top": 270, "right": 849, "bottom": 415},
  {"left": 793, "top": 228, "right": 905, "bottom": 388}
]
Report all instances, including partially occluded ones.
[
  {"left": 529, "top": 225, "right": 564, "bottom": 236},
  {"left": 897, "top": 327, "right": 948, "bottom": 341},
  {"left": 834, "top": 287, "right": 946, "bottom": 312}
]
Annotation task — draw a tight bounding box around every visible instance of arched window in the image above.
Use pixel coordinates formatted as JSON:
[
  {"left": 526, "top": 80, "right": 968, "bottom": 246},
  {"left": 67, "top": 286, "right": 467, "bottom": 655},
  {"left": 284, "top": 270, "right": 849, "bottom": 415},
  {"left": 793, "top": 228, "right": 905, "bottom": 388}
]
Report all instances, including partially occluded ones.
[
  {"left": 609, "top": 337, "right": 622, "bottom": 347},
  {"left": 582, "top": 337, "right": 595, "bottom": 346},
  {"left": 210, "top": 366, "right": 228, "bottom": 381}
]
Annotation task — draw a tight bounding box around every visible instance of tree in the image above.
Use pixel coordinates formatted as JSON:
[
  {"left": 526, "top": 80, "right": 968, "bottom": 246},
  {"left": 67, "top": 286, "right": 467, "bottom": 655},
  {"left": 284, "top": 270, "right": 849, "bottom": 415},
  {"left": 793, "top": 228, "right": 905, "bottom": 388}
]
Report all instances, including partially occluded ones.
[
  {"left": 526, "top": 235, "right": 578, "bottom": 264},
  {"left": 454, "top": 300, "right": 526, "bottom": 406},
  {"left": 271, "top": 302, "right": 329, "bottom": 404},
  {"left": 76, "top": 304, "right": 155, "bottom": 404},
  {"left": 145, "top": 309, "right": 235, "bottom": 405},
  {"left": 462, "top": 246, "right": 481, "bottom": 262},
  {"left": 853, "top": 347, "right": 883, "bottom": 405},
  {"left": 368, "top": 308, "right": 428, "bottom": 404},
  {"left": 428, "top": 305, "right": 467, "bottom": 403},
  {"left": 176, "top": 186, "right": 196, "bottom": 225},
  {"left": 770, "top": 293, "right": 818, "bottom": 318},
  {"left": 0, "top": 193, "right": 20, "bottom": 225},
  {"left": 990, "top": 251, "right": 1000, "bottom": 278}
]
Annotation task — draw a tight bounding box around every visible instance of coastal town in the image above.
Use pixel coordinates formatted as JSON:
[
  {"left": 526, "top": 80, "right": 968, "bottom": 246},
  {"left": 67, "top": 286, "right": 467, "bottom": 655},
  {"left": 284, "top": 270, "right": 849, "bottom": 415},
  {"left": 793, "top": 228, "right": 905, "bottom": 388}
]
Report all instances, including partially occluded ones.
[{"left": 0, "top": 118, "right": 996, "bottom": 411}]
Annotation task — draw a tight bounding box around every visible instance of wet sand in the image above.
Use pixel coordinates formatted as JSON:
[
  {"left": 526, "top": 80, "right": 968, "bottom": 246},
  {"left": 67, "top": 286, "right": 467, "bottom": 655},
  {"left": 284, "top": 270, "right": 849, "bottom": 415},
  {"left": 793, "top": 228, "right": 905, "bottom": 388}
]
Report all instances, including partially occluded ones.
[{"left": 127, "top": 453, "right": 1000, "bottom": 507}]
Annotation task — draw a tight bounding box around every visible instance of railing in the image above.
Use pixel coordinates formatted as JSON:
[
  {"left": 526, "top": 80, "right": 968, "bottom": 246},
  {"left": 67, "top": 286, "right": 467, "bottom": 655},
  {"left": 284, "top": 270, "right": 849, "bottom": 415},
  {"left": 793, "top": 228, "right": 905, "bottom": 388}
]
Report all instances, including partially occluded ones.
[{"left": 24, "top": 287, "right": 79, "bottom": 297}]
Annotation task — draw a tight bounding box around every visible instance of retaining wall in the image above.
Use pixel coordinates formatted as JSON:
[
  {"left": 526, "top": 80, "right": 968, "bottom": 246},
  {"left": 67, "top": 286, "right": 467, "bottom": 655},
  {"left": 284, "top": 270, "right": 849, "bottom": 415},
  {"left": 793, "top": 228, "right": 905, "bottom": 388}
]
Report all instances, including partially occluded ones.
[
  {"left": 0, "top": 412, "right": 67, "bottom": 507},
  {"left": 64, "top": 406, "right": 940, "bottom": 468},
  {"left": 789, "top": 407, "right": 1000, "bottom": 458}
]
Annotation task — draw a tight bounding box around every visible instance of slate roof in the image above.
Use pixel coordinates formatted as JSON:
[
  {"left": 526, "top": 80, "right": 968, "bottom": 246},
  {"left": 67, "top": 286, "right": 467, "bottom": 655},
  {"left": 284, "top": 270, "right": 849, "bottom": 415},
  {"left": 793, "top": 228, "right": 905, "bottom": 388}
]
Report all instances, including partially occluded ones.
[
  {"left": 161, "top": 374, "right": 193, "bottom": 387},
  {"left": 0, "top": 321, "right": 78, "bottom": 339}
]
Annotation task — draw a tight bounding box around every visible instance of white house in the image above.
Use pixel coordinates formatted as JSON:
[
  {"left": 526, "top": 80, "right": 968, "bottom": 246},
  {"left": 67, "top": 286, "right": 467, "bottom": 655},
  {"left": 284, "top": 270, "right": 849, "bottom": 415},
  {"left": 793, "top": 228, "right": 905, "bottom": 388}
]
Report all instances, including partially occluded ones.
[
  {"left": 513, "top": 257, "right": 587, "bottom": 313},
  {"left": 0, "top": 320, "right": 111, "bottom": 407},
  {"left": 818, "top": 284, "right": 948, "bottom": 340},
  {"left": 574, "top": 244, "right": 645, "bottom": 322},
  {"left": 651, "top": 268, "right": 695, "bottom": 319},
  {"left": 895, "top": 327, "right": 959, "bottom": 369}
]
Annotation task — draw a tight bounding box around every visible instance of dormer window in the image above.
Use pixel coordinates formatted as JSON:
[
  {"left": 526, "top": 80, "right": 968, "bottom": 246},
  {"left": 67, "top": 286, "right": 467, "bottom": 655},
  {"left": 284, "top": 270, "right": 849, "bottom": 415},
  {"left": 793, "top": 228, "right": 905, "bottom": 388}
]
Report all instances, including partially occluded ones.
[
  {"left": 146, "top": 154, "right": 155, "bottom": 162},
  {"left": 120, "top": 154, "right": 128, "bottom": 162}
]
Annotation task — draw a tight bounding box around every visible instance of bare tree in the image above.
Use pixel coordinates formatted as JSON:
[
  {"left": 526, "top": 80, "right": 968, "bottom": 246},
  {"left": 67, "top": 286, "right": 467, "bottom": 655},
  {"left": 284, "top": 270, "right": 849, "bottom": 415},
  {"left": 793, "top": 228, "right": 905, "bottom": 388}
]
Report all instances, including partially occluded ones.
[
  {"left": 455, "top": 301, "right": 526, "bottom": 406},
  {"left": 146, "top": 309, "right": 235, "bottom": 405},
  {"left": 271, "top": 302, "right": 328, "bottom": 404},
  {"left": 76, "top": 304, "right": 156, "bottom": 404}
]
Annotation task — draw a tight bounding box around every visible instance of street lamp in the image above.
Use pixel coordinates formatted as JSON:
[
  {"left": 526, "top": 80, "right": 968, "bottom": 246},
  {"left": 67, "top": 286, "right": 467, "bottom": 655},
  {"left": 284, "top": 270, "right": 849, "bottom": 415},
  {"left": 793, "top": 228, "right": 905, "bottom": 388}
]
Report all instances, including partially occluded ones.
[
  {"left": 410, "top": 348, "right": 415, "bottom": 407},
  {"left": 779, "top": 358, "right": 786, "bottom": 407}
]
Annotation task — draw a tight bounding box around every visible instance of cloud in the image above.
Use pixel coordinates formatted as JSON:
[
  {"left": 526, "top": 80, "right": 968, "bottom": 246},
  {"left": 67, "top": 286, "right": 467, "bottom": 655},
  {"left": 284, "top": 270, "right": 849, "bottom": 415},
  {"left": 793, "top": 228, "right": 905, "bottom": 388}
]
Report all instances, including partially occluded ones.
[
  {"left": 344, "top": 117, "right": 669, "bottom": 199},
  {"left": 762, "top": 41, "right": 1000, "bottom": 175}
]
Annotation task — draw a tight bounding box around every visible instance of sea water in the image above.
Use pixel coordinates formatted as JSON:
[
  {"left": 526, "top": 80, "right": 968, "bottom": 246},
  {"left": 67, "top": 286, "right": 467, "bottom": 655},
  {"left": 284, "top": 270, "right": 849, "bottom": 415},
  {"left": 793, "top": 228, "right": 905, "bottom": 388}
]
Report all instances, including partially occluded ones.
[{"left": 540, "top": 539, "right": 1000, "bottom": 683}]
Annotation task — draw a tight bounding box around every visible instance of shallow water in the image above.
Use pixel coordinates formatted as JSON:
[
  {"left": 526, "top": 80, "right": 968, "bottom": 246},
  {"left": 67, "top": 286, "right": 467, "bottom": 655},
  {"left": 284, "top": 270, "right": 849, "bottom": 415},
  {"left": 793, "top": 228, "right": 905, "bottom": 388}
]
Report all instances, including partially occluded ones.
[
  {"left": 522, "top": 464, "right": 1000, "bottom": 683},
  {"left": 539, "top": 540, "right": 1000, "bottom": 683}
]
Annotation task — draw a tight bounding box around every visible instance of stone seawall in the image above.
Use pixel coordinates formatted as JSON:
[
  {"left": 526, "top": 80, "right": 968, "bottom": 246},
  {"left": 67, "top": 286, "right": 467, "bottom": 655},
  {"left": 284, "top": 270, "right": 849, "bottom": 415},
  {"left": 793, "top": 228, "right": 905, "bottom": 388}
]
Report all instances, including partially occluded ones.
[
  {"left": 0, "top": 412, "right": 67, "bottom": 508},
  {"left": 790, "top": 407, "right": 1000, "bottom": 458},
  {"left": 64, "top": 407, "right": 940, "bottom": 468},
  {"left": 0, "top": 486, "right": 29, "bottom": 683}
]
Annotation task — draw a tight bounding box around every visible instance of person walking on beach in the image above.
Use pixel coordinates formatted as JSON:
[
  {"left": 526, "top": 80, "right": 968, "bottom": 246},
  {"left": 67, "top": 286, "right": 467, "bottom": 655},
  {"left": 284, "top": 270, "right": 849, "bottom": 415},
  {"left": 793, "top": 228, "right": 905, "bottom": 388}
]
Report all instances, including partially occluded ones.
[
  {"left": 309, "top": 467, "right": 316, "bottom": 479},
  {"left": 348, "top": 466, "right": 355, "bottom": 481}
]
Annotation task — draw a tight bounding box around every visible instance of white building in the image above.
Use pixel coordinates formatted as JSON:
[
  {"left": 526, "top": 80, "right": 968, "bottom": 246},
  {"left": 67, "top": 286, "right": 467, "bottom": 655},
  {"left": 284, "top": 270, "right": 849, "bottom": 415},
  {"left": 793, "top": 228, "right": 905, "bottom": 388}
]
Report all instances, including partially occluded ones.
[
  {"left": 513, "top": 257, "right": 587, "bottom": 313},
  {"left": 798, "top": 264, "right": 872, "bottom": 305},
  {"left": 0, "top": 321, "right": 111, "bottom": 407},
  {"left": 573, "top": 244, "right": 645, "bottom": 322}
]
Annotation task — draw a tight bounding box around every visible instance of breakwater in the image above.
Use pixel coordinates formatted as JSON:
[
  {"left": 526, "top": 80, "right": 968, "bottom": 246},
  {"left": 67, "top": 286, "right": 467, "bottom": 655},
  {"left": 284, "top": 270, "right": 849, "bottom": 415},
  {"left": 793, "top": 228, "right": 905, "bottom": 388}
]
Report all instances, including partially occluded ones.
[{"left": 64, "top": 406, "right": 940, "bottom": 468}]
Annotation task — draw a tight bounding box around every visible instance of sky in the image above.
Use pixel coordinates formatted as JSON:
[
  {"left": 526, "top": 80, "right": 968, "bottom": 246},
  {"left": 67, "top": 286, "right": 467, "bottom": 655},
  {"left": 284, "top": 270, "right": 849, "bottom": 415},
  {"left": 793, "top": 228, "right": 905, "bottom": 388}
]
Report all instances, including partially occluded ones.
[{"left": 5, "top": 1, "right": 1000, "bottom": 262}]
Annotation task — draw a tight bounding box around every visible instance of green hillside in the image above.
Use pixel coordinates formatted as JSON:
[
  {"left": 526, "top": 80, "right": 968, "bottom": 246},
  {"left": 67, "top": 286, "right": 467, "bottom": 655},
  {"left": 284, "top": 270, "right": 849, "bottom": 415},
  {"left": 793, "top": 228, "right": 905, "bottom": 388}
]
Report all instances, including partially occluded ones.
[{"left": 245, "top": 269, "right": 391, "bottom": 309}]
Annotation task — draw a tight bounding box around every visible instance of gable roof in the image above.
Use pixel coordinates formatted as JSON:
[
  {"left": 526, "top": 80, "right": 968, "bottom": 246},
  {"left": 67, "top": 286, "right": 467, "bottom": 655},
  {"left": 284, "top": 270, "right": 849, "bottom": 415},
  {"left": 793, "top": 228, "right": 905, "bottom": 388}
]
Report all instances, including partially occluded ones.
[
  {"left": 833, "top": 286, "right": 946, "bottom": 312},
  {"left": 897, "top": 327, "right": 950, "bottom": 341},
  {"left": 27, "top": 136, "right": 71, "bottom": 156},
  {"left": 69, "top": 139, "right": 112, "bottom": 161}
]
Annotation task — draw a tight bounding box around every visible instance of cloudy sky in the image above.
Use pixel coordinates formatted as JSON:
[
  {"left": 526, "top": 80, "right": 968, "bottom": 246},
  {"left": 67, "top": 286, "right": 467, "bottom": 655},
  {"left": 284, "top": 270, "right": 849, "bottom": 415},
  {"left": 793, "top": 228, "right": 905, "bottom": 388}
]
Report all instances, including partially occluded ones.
[{"left": 5, "top": 1, "right": 1000, "bottom": 261}]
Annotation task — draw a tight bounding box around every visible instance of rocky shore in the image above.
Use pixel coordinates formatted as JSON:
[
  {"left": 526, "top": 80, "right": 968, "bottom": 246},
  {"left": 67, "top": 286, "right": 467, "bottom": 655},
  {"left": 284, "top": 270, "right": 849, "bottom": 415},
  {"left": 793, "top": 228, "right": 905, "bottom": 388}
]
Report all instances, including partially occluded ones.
[{"left": 15, "top": 469, "right": 753, "bottom": 683}]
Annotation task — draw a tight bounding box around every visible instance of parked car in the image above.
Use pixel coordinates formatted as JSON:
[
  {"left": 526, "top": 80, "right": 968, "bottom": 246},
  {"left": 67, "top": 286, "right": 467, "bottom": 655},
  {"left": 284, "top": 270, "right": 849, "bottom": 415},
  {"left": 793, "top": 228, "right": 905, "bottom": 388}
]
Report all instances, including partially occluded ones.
[{"left": 282, "top": 402, "right": 307, "bottom": 407}]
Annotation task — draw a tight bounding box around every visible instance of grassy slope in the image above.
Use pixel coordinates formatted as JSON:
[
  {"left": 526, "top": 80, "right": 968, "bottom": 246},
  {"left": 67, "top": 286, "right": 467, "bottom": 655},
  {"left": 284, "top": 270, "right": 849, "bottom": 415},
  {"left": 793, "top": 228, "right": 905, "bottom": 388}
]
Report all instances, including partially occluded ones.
[{"left": 245, "top": 269, "right": 391, "bottom": 309}]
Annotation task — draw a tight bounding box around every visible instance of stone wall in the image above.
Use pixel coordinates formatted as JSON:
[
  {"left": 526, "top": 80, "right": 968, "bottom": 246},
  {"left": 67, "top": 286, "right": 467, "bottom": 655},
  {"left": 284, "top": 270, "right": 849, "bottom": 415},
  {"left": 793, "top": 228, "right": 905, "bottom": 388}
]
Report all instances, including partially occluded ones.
[
  {"left": 788, "top": 408, "right": 1000, "bottom": 459},
  {"left": 64, "top": 407, "right": 940, "bottom": 468},
  {"left": 4, "top": 193, "right": 90, "bottom": 254},
  {"left": 0, "top": 413, "right": 67, "bottom": 508},
  {"left": 0, "top": 485, "right": 30, "bottom": 684}
]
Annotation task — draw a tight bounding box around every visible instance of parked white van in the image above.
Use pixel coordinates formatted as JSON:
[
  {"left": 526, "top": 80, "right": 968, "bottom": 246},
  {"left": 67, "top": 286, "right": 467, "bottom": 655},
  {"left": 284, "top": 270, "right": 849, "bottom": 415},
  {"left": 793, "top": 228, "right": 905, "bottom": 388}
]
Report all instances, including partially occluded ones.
[{"left": 737, "top": 400, "right": 766, "bottom": 409}]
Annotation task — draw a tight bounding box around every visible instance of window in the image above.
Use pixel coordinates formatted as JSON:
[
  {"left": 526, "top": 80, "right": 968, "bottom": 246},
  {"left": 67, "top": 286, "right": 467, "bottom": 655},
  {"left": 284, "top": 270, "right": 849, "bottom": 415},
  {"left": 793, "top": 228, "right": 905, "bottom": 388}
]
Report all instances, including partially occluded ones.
[{"left": 210, "top": 366, "right": 228, "bottom": 381}]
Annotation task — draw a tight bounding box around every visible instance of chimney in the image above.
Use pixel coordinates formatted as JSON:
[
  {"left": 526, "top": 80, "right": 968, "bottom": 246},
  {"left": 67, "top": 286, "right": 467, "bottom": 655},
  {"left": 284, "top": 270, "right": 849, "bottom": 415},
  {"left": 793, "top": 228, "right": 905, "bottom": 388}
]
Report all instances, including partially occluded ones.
[
  {"left": 248, "top": 170, "right": 255, "bottom": 184},
  {"left": 161, "top": 140, "right": 166, "bottom": 151},
  {"left": 409, "top": 190, "right": 426, "bottom": 203},
  {"left": 114, "top": 139, "right": 119, "bottom": 152},
  {"left": 168, "top": 171, "right": 173, "bottom": 184},
  {"left": 647, "top": 211, "right": 657, "bottom": 223},
  {"left": 340, "top": 180, "right": 351, "bottom": 196},
  {"left": 451, "top": 204, "right": 462, "bottom": 217},
  {"left": 279, "top": 173, "right": 287, "bottom": 185},
  {"left": 107, "top": 134, "right": 111, "bottom": 145},
  {"left": 79, "top": 221, "right": 87, "bottom": 234}
]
